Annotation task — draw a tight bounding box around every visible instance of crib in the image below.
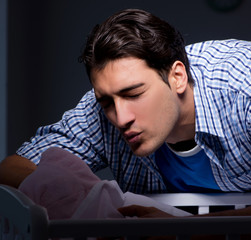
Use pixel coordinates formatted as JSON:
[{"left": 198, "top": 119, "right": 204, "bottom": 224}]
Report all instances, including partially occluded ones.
[{"left": 1, "top": 184, "right": 251, "bottom": 240}]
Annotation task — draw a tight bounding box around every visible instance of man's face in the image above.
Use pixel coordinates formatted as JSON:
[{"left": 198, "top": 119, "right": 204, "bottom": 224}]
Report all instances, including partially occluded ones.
[{"left": 91, "top": 57, "right": 181, "bottom": 156}]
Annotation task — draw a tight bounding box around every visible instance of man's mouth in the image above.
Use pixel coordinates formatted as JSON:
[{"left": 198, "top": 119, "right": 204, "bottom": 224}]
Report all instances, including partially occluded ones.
[{"left": 123, "top": 131, "right": 142, "bottom": 144}]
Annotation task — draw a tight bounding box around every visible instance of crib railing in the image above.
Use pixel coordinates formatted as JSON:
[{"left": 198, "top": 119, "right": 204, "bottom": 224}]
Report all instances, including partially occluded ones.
[
  {"left": 49, "top": 216, "right": 251, "bottom": 240},
  {"left": 1, "top": 184, "right": 251, "bottom": 240},
  {"left": 0, "top": 184, "right": 48, "bottom": 240},
  {"left": 146, "top": 192, "right": 251, "bottom": 214}
]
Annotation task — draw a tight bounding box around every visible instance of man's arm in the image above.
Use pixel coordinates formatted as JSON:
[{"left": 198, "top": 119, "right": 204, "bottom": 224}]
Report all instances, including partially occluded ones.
[{"left": 0, "top": 154, "right": 37, "bottom": 188}]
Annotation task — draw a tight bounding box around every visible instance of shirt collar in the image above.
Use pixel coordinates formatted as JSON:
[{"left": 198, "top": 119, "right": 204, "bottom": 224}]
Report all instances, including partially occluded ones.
[{"left": 191, "top": 65, "right": 225, "bottom": 138}]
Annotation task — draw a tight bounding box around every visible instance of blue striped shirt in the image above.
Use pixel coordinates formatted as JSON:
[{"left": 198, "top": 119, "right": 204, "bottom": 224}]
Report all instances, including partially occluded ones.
[{"left": 17, "top": 39, "right": 251, "bottom": 194}]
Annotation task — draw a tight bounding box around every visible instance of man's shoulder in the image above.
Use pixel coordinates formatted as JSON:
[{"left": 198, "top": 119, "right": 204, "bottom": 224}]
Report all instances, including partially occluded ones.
[
  {"left": 188, "top": 39, "right": 251, "bottom": 93},
  {"left": 186, "top": 39, "right": 251, "bottom": 56},
  {"left": 61, "top": 89, "right": 109, "bottom": 131},
  {"left": 71, "top": 89, "right": 101, "bottom": 117},
  {"left": 78, "top": 89, "right": 97, "bottom": 108}
]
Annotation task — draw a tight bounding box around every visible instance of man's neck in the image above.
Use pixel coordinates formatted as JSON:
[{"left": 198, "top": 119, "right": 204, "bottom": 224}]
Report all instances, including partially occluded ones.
[{"left": 168, "top": 83, "right": 196, "bottom": 149}]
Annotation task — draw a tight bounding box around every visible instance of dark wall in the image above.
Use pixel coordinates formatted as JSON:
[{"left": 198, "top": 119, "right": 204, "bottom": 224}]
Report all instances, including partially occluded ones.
[{"left": 7, "top": 0, "right": 251, "bottom": 154}]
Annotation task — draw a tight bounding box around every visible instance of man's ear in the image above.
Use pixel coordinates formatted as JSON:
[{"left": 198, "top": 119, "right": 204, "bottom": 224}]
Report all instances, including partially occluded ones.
[{"left": 169, "top": 61, "right": 188, "bottom": 94}]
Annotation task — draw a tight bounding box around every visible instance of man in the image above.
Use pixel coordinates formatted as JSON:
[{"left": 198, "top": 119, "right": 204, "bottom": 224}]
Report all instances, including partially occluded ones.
[{"left": 0, "top": 9, "right": 250, "bottom": 196}]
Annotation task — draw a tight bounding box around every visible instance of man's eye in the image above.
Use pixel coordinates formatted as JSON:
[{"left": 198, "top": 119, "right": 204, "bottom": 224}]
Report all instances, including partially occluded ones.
[{"left": 127, "top": 92, "right": 143, "bottom": 99}]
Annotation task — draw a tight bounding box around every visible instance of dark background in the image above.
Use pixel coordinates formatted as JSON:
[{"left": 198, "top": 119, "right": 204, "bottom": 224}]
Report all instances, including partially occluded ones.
[{"left": 6, "top": 0, "right": 251, "bottom": 155}]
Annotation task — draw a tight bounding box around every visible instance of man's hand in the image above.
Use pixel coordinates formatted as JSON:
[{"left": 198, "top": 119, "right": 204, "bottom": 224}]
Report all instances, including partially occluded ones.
[{"left": 118, "top": 205, "right": 175, "bottom": 218}]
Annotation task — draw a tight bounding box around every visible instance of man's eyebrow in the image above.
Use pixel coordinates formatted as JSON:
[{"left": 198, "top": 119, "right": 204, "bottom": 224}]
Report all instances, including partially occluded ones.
[
  {"left": 96, "top": 83, "right": 145, "bottom": 103},
  {"left": 118, "top": 83, "right": 145, "bottom": 93}
]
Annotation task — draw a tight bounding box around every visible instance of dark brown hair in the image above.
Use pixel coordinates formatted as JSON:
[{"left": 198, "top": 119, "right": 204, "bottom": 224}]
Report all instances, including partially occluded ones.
[{"left": 80, "top": 9, "right": 193, "bottom": 85}]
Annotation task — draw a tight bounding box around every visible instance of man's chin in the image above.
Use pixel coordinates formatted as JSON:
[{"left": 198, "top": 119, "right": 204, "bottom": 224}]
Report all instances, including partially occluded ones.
[
  {"left": 129, "top": 140, "right": 165, "bottom": 157},
  {"left": 130, "top": 145, "right": 155, "bottom": 157}
]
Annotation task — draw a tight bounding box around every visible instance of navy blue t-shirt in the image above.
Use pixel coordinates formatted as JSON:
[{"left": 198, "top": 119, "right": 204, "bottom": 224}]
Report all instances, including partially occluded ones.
[{"left": 155, "top": 143, "right": 221, "bottom": 192}]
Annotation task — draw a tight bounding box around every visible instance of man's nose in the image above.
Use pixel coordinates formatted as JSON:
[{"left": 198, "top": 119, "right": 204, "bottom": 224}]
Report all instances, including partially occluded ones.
[{"left": 115, "top": 100, "right": 135, "bottom": 129}]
